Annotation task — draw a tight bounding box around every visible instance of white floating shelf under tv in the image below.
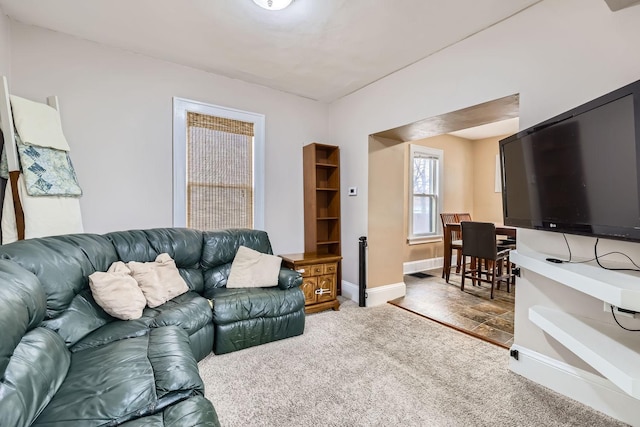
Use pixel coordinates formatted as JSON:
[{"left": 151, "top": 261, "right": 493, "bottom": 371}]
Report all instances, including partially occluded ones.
[
  {"left": 511, "top": 250, "right": 640, "bottom": 312},
  {"left": 529, "top": 305, "right": 640, "bottom": 399}
]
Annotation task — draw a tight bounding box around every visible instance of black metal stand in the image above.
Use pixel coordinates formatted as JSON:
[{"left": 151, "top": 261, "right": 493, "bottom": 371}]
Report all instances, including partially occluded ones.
[{"left": 358, "top": 236, "right": 367, "bottom": 307}]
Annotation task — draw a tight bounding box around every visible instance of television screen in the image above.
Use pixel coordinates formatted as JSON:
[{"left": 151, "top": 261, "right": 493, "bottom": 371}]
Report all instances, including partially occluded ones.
[{"left": 500, "top": 80, "right": 640, "bottom": 242}]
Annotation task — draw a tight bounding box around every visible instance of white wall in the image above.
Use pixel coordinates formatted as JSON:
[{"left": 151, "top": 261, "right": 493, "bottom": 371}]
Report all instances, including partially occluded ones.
[
  {"left": 0, "top": 9, "right": 9, "bottom": 78},
  {"left": 8, "top": 22, "right": 329, "bottom": 254},
  {"left": 330, "top": 0, "right": 640, "bottom": 418},
  {"left": 331, "top": 0, "right": 640, "bottom": 285}
]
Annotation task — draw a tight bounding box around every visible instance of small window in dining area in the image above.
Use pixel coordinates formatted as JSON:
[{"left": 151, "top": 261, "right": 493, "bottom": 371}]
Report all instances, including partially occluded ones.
[{"left": 409, "top": 145, "right": 443, "bottom": 242}]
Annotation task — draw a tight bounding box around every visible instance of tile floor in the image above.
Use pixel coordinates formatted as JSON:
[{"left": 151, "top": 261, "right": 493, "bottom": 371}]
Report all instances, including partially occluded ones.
[{"left": 389, "top": 268, "right": 515, "bottom": 348}]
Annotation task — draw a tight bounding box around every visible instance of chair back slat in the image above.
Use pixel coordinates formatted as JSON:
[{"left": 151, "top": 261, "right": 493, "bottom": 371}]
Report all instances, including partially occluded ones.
[
  {"left": 455, "top": 213, "right": 472, "bottom": 223},
  {"left": 442, "top": 213, "right": 473, "bottom": 241},
  {"left": 440, "top": 213, "right": 459, "bottom": 240}
]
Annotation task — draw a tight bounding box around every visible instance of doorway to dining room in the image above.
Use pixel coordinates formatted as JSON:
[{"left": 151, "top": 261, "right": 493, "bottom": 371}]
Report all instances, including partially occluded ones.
[{"left": 367, "top": 94, "right": 519, "bottom": 346}]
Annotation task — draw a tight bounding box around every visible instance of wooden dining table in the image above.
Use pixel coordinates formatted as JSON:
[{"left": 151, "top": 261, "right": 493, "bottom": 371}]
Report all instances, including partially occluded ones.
[{"left": 443, "top": 223, "right": 517, "bottom": 283}]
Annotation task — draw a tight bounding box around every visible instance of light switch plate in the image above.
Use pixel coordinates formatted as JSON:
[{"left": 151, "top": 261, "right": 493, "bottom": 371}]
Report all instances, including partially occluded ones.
[{"left": 348, "top": 187, "right": 357, "bottom": 196}]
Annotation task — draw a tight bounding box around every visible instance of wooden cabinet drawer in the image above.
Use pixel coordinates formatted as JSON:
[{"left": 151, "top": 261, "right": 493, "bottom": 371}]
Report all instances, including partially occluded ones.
[
  {"left": 292, "top": 263, "right": 334, "bottom": 277},
  {"left": 297, "top": 265, "right": 322, "bottom": 277},
  {"left": 297, "top": 266, "right": 311, "bottom": 277},
  {"left": 323, "top": 263, "right": 337, "bottom": 275},
  {"left": 310, "top": 265, "right": 324, "bottom": 276}
]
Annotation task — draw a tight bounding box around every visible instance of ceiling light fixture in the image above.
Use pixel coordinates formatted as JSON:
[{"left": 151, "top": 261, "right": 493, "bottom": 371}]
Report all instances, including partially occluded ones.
[{"left": 252, "top": 0, "right": 294, "bottom": 11}]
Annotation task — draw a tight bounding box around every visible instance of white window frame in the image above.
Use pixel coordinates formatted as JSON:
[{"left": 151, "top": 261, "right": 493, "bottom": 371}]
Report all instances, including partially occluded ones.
[
  {"left": 408, "top": 144, "right": 444, "bottom": 244},
  {"left": 172, "top": 97, "right": 265, "bottom": 229}
]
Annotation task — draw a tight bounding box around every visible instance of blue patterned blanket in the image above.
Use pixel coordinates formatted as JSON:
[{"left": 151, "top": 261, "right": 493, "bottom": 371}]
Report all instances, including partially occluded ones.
[{"left": 0, "top": 133, "right": 82, "bottom": 197}]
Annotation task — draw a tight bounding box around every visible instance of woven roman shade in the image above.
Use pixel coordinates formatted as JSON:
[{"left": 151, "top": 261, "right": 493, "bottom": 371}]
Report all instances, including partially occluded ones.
[{"left": 187, "top": 112, "right": 254, "bottom": 230}]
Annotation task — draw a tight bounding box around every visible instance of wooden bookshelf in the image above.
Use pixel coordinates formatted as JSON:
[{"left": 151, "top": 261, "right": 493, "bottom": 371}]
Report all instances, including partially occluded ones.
[{"left": 303, "top": 143, "right": 342, "bottom": 290}]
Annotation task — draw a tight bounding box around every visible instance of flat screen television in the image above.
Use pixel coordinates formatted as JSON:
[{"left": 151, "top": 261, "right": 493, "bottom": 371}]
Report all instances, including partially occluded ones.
[{"left": 499, "top": 78, "right": 640, "bottom": 242}]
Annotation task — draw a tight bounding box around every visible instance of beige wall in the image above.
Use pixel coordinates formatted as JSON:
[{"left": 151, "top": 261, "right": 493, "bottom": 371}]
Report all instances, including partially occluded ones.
[
  {"left": 368, "top": 132, "right": 509, "bottom": 278},
  {"left": 402, "top": 134, "right": 507, "bottom": 264},
  {"left": 471, "top": 135, "right": 507, "bottom": 225},
  {"left": 404, "top": 134, "right": 475, "bottom": 263},
  {"left": 368, "top": 136, "right": 405, "bottom": 287}
]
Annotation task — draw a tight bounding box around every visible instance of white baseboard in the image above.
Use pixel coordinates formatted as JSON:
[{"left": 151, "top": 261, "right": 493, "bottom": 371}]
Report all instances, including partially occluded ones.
[
  {"left": 341, "top": 280, "right": 406, "bottom": 307},
  {"left": 509, "top": 344, "right": 640, "bottom": 426},
  {"left": 403, "top": 256, "right": 457, "bottom": 275},
  {"left": 341, "top": 280, "right": 359, "bottom": 304}
]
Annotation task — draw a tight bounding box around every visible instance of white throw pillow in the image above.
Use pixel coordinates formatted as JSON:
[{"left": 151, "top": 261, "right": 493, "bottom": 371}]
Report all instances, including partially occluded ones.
[
  {"left": 226, "top": 246, "right": 282, "bottom": 288},
  {"left": 128, "top": 253, "right": 189, "bottom": 308},
  {"left": 89, "top": 261, "right": 146, "bottom": 320},
  {"left": 9, "top": 95, "right": 71, "bottom": 151}
]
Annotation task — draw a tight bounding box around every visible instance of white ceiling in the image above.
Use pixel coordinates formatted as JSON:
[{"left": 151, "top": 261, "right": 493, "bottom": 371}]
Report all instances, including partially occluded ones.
[
  {"left": 449, "top": 117, "right": 519, "bottom": 140},
  {"left": 0, "top": 0, "right": 541, "bottom": 102}
]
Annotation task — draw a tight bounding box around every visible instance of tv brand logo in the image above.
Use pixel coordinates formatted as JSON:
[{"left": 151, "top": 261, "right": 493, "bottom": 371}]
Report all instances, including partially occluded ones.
[{"left": 550, "top": 223, "right": 557, "bottom": 228}]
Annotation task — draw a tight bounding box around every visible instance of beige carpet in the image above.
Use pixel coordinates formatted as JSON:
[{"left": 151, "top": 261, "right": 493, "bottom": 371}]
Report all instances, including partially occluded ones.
[{"left": 198, "top": 300, "right": 626, "bottom": 426}]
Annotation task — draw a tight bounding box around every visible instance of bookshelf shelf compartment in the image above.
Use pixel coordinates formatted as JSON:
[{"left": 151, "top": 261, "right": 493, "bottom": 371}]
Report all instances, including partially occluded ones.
[
  {"left": 514, "top": 249, "right": 640, "bottom": 400},
  {"left": 529, "top": 305, "right": 640, "bottom": 399},
  {"left": 511, "top": 250, "right": 640, "bottom": 312}
]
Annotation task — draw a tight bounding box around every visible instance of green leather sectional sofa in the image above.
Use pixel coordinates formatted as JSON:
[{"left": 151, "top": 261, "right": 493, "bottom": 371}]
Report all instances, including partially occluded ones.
[{"left": 0, "top": 228, "right": 305, "bottom": 426}]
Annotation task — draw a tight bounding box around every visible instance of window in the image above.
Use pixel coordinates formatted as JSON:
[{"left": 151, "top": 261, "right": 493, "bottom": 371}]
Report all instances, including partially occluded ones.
[
  {"left": 173, "top": 98, "right": 265, "bottom": 230},
  {"left": 409, "top": 145, "right": 443, "bottom": 242}
]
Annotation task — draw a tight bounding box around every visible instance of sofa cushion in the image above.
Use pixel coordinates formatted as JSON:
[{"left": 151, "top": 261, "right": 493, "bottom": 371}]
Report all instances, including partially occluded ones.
[
  {"left": 118, "top": 396, "right": 220, "bottom": 427},
  {"left": 201, "top": 229, "right": 274, "bottom": 289},
  {"left": 226, "top": 246, "right": 282, "bottom": 288},
  {"left": 129, "top": 254, "right": 189, "bottom": 307},
  {"left": 43, "top": 288, "right": 114, "bottom": 347},
  {"left": 0, "top": 327, "right": 71, "bottom": 427},
  {"left": 70, "top": 292, "right": 213, "bottom": 352},
  {"left": 34, "top": 326, "right": 204, "bottom": 427},
  {"left": 0, "top": 234, "right": 118, "bottom": 320},
  {"left": 214, "top": 309, "right": 305, "bottom": 355},
  {"left": 88, "top": 261, "right": 146, "bottom": 320},
  {"left": 208, "top": 287, "right": 305, "bottom": 325},
  {"left": 0, "top": 260, "right": 70, "bottom": 427},
  {"left": 146, "top": 292, "right": 213, "bottom": 334},
  {"left": 107, "top": 228, "right": 204, "bottom": 293},
  {"left": 0, "top": 260, "right": 46, "bottom": 373},
  {"left": 201, "top": 229, "right": 273, "bottom": 267}
]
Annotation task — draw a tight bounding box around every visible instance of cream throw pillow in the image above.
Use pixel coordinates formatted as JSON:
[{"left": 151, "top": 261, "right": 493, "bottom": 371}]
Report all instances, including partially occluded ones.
[
  {"left": 9, "top": 95, "right": 71, "bottom": 151},
  {"left": 226, "top": 246, "right": 282, "bottom": 288},
  {"left": 128, "top": 253, "right": 189, "bottom": 308},
  {"left": 89, "top": 261, "right": 146, "bottom": 320}
]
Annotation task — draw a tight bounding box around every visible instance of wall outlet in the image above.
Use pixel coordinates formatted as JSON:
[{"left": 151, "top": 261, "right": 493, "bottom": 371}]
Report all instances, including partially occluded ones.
[
  {"left": 604, "top": 302, "right": 638, "bottom": 319},
  {"left": 348, "top": 187, "right": 357, "bottom": 196}
]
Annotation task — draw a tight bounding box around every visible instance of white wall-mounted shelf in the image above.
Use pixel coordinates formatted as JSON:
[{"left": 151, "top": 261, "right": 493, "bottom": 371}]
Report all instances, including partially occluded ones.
[
  {"left": 511, "top": 250, "right": 640, "bottom": 312},
  {"left": 529, "top": 305, "right": 640, "bottom": 399}
]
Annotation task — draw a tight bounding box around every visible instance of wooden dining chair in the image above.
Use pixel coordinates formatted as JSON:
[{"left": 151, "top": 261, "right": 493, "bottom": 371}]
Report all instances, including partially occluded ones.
[
  {"left": 455, "top": 213, "right": 472, "bottom": 223},
  {"left": 460, "top": 221, "right": 513, "bottom": 299},
  {"left": 440, "top": 213, "right": 463, "bottom": 281}
]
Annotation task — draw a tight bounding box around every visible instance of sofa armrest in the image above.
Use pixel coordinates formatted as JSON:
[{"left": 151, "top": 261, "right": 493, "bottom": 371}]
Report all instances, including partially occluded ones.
[{"left": 277, "top": 268, "right": 302, "bottom": 290}]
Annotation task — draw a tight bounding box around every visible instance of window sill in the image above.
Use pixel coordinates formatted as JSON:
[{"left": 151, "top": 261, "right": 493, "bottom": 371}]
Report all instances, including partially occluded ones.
[{"left": 408, "top": 236, "right": 443, "bottom": 245}]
